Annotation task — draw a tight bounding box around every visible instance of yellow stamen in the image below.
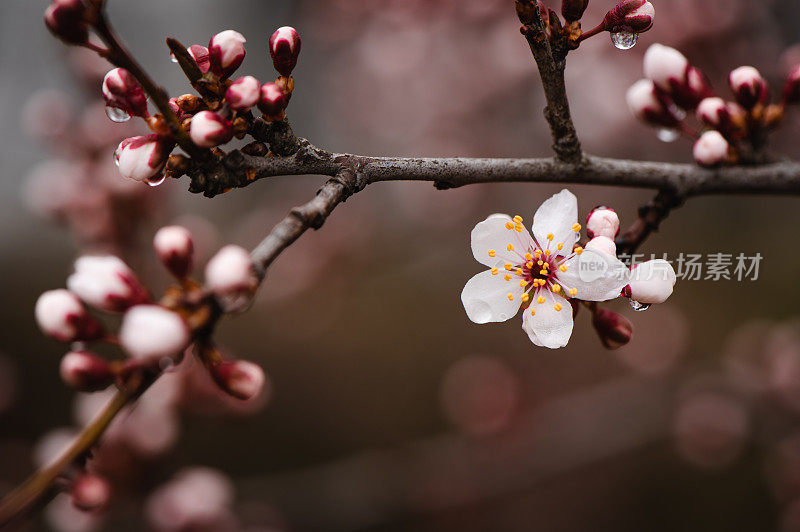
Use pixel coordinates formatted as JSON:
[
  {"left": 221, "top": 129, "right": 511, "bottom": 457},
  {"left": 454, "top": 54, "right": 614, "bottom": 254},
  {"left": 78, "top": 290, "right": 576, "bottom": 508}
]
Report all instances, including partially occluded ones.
[
  {"left": 554, "top": 303, "right": 562, "bottom": 311},
  {"left": 572, "top": 223, "right": 581, "bottom": 232},
  {"left": 546, "top": 233, "right": 554, "bottom": 241},
  {"left": 575, "top": 246, "right": 583, "bottom": 255},
  {"left": 552, "top": 284, "right": 561, "bottom": 293},
  {"left": 505, "top": 222, "right": 514, "bottom": 230},
  {"left": 539, "top": 269, "right": 548, "bottom": 276},
  {"left": 530, "top": 308, "right": 536, "bottom": 316},
  {"left": 537, "top": 260, "right": 544, "bottom": 266},
  {"left": 522, "top": 293, "right": 530, "bottom": 303},
  {"left": 543, "top": 262, "right": 549, "bottom": 269},
  {"left": 507, "top": 293, "right": 514, "bottom": 301},
  {"left": 557, "top": 242, "right": 563, "bottom": 251},
  {"left": 507, "top": 244, "right": 514, "bottom": 252},
  {"left": 544, "top": 249, "right": 551, "bottom": 256},
  {"left": 569, "top": 288, "right": 577, "bottom": 296},
  {"left": 519, "top": 280, "right": 528, "bottom": 287},
  {"left": 504, "top": 274, "right": 512, "bottom": 281},
  {"left": 488, "top": 249, "right": 496, "bottom": 257},
  {"left": 516, "top": 268, "right": 524, "bottom": 276},
  {"left": 514, "top": 224, "right": 523, "bottom": 232},
  {"left": 504, "top": 263, "right": 513, "bottom": 271},
  {"left": 513, "top": 215, "right": 523, "bottom": 224},
  {"left": 534, "top": 249, "right": 542, "bottom": 257},
  {"left": 559, "top": 264, "right": 568, "bottom": 272},
  {"left": 491, "top": 267, "right": 498, "bottom": 275},
  {"left": 524, "top": 253, "right": 533, "bottom": 261},
  {"left": 526, "top": 261, "right": 534, "bottom": 269},
  {"left": 537, "top": 296, "right": 546, "bottom": 304}
]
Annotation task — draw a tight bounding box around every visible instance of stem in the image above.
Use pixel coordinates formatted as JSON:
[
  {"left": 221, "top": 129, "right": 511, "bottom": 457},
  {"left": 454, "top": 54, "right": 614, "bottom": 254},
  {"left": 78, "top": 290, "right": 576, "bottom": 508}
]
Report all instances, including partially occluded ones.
[{"left": 576, "top": 23, "right": 604, "bottom": 42}]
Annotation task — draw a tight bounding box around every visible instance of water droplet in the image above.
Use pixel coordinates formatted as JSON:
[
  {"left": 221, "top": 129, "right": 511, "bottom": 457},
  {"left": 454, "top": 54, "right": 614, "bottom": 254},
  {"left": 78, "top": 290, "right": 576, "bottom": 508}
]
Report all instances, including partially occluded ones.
[
  {"left": 170, "top": 53, "right": 178, "bottom": 63},
  {"left": 147, "top": 173, "right": 167, "bottom": 187},
  {"left": 105, "top": 106, "right": 131, "bottom": 123},
  {"left": 629, "top": 299, "right": 651, "bottom": 312},
  {"left": 610, "top": 27, "right": 638, "bottom": 50},
  {"left": 656, "top": 128, "right": 680, "bottom": 143}
]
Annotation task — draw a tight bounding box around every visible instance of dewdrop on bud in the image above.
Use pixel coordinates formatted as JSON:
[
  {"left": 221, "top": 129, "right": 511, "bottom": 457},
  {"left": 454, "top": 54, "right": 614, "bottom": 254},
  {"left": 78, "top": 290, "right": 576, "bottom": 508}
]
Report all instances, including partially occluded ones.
[
  {"left": 210, "top": 360, "right": 265, "bottom": 400},
  {"left": 154, "top": 226, "right": 194, "bottom": 278},
  {"left": 60, "top": 350, "right": 114, "bottom": 392},
  {"left": 208, "top": 30, "right": 246, "bottom": 79},
  {"left": 35, "top": 289, "right": 105, "bottom": 342},
  {"left": 562, "top": 0, "right": 589, "bottom": 23},
  {"left": 585, "top": 236, "right": 617, "bottom": 256},
  {"left": 603, "top": 0, "right": 655, "bottom": 49},
  {"left": 70, "top": 473, "right": 111, "bottom": 512},
  {"left": 102, "top": 68, "right": 149, "bottom": 119},
  {"left": 44, "top": 0, "right": 89, "bottom": 46},
  {"left": 586, "top": 206, "right": 620, "bottom": 239},
  {"left": 67, "top": 255, "right": 150, "bottom": 313},
  {"left": 119, "top": 305, "right": 190, "bottom": 360},
  {"left": 204, "top": 245, "right": 258, "bottom": 313},
  {"left": 784, "top": 65, "right": 800, "bottom": 104},
  {"left": 626, "top": 80, "right": 681, "bottom": 128},
  {"left": 189, "top": 111, "right": 233, "bottom": 148},
  {"left": 693, "top": 130, "right": 730, "bottom": 168},
  {"left": 226, "top": 76, "right": 261, "bottom": 110},
  {"left": 591, "top": 308, "right": 633, "bottom": 349},
  {"left": 269, "top": 26, "right": 302, "bottom": 77},
  {"left": 729, "top": 66, "right": 767, "bottom": 109},
  {"left": 115, "top": 135, "right": 173, "bottom": 183},
  {"left": 626, "top": 259, "right": 676, "bottom": 304},
  {"left": 187, "top": 45, "right": 210, "bottom": 74},
  {"left": 257, "top": 83, "right": 288, "bottom": 117}
]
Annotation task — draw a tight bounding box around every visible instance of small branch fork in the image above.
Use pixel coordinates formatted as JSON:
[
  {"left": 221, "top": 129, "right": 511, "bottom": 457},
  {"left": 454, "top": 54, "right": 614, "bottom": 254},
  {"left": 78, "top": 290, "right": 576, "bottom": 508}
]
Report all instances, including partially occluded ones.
[{"left": 5, "top": 0, "right": 800, "bottom": 525}]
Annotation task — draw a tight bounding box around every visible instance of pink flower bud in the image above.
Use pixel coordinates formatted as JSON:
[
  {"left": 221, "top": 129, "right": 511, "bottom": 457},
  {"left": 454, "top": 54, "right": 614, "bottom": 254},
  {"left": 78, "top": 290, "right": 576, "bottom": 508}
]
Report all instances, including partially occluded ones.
[
  {"left": 187, "top": 45, "right": 211, "bottom": 74},
  {"left": 210, "top": 360, "right": 265, "bottom": 400},
  {"left": 257, "top": 83, "right": 288, "bottom": 116},
  {"left": 603, "top": 0, "right": 655, "bottom": 34},
  {"left": 225, "top": 76, "right": 261, "bottom": 110},
  {"left": 189, "top": 111, "right": 233, "bottom": 148},
  {"left": 696, "top": 97, "right": 743, "bottom": 133},
  {"left": 591, "top": 308, "right": 633, "bottom": 349},
  {"left": 60, "top": 350, "right": 114, "bottom": 392},
  {"left": 729, "top": 66, "right": 767, "bottom": 109},
  {"left": 643, "top": 44, "right": 688, "bottom": 92},
  {"left": 44, "top": 0, "right": 89, "bottom": 45},
  {"left": 562, "top": 0, "right": 589, "bottom": 22},
  {"left": 67, "top": 255, "right": 150, "bottom": 313},
  {"left": 269, "top": 26, "right": 302, "bottom": 77},
  {"left": 115, "top": 134, "right": 173, "bottom": 182},
  {"left": 204, "top": 245, "right": 258, "bottom": 313},
  {"left": 692, "top": 130, "right": 730, "bottom": 168},
  {"left": 784, "top": 65, "right": 800, "bottom": 104},
  {"left": 626, "top": 259, "right": 676, "bottom": 304},
  {"left": 119, "top": 305, "right": 190, "bottom": 360},
  {"left": 35, "top": 289, "right": 105, "bottom": 342},
  {"left": 102, "top": 68, "right": 149, "bottom": 118},
  {"left": 154, "top": 226, "right": 194, "bottom": 279},
  {"left": 168, "top": 97, "right": 185, "bottom": 120},
  {"left": 70, "top": 473, "right": 111, "bottom": 512},
  {"left": 585, "top": 236, "right": 617, "bottom": 256},
  {"left": 586, "top": 206, "right": 620, "bottom": 239},
  {"left": 626, "top": 79, "right": 681, "bottom": 128},
  {"left": 208, "top": 30, "right": 246, "bottom": 79}
]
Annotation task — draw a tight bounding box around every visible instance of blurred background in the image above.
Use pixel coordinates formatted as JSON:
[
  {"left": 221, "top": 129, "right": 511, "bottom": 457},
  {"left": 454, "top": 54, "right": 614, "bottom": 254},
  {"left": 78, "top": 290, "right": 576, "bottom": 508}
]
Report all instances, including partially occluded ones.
[{"left": 3, "top": 0, "right": 800, "bottom": 530}]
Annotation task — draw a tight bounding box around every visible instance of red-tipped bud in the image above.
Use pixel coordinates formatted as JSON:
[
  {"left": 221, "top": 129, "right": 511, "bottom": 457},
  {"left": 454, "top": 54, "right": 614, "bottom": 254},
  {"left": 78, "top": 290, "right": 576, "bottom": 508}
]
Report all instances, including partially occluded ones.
[
  {"left": 67, "top": 255, "right": 150, "bottom": 313},
  {"left": 44, "top": 0, "right": 89, "bottom": 45},
  {"left": 257, "top": 83, "right": 288, "bottom": 117},
  {"left": 586, "top": 206, "right": 620, "bottom": 239},
  {"left": 102, "top": 68, "right": 149, "bottom": 118},
  {"left": 729, "top": 66, "right": 767, "bottom": 109},
  {"left": 154, "top": 226, "right": 194, "bottom": 278},
  {"left": 208, "top": 30, "right": 246, "bottom": 79},
  {"left": 562, "top": 0, "right": 589, "bottom": 22},
  {"left": 204, "top": 245, "right": 258, "bottom": 313},
  {"left": 187, "top": 45, "right": 211, "bottom": 74},
  {"left": 643, "top": 44, "right": 711, "bottom": 109},
  {"left": 626, "top": 79, "right": 681, "bottom": 128},
  {"left": 693, "top": 130, "right": 730, "bottom": 168},
  {"left": 119, "top": 305, "right": 191, "bottom": 360},
  {"left": 225, "top": 76, "right": 261, "bottom": 110},
  {"left": 695, "top": 97, "right": 743, "bottom": 133},
  {"left": 269, "top": 26, "right": 302, "bottom": 77},
  {"left": 603, "top": 0, "right": 655, "bottom": 33},
  {"left": 114, "top": 134, "right": 174, "bottom": 183},
  {"left": 60, "top": 350, "right": 114, "bottom": 392},
  {"left": 210, "top": 360, "right": 265, "bottom": 400},
  {"left": 70, "top": 473, "right": 111, "bottom": 512},
  {"left": 591, "top": 308, "right": 633, "bottom": 349},
  {"left": 35, "top": 289, "right": 105, "bottom": 342},
  {"left": 784, "top": 65, "right": 800, "bottom": 104},
  {"left": 189, "top": 111, "right": 233, "bottom": 148}
]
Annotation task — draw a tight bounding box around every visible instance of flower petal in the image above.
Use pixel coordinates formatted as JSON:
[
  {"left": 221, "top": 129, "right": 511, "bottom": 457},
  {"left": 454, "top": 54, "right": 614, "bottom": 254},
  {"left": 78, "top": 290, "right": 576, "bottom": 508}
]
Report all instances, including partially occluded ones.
[
  {"left": 461, "top": 270, "right": 524, "bottom": 324},
  {"left": 629, "top": 259, "right": 676, "bottom": 304},
  {"left": 521, "top": 292, "right": 573, "bottom": 349},
  {"left": 470, "top": 214, "right": 535, "bottom": 268},
  {"left": 532, "top": 189, "right": 579, "bottom": 255},
  {"left": 557, "top": 249, "right": 630, "bottom": 301}
]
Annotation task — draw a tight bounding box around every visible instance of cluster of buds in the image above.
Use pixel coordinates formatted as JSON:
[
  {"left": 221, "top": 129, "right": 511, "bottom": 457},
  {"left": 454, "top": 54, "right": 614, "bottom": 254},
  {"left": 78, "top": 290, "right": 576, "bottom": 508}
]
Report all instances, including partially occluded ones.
[{"left": 628, "top": 43, "right": 799, "bottom": 167}]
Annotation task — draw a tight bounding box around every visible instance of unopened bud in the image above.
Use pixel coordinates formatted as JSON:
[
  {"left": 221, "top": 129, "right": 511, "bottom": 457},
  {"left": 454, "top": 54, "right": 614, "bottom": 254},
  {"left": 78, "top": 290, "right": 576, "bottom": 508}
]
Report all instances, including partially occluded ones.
[
  {"left": 60, "top": 350, "right": 114, "bottom": 392},
  {"left": 102, "top": 68, "right": 149, "bottom": 118},
  {"left": 257, "top": 83, "right": 288, "bottom": 117},
  {"left": 114, "top": 134, "right": 174, "bottom": 183},
  {"left": 208, "top": 30, "right": 246, "bottom": 79},
  {"left": 586, "top": 206, "right": 620, "bottom": 239},
  {"left": 269, "top": 26, "right": 302, "bottom": 77},
  {"left": 67, "top": 255, "right": 150, "bottom": 313},
  {"left": 692, "top": 130, "right": 730, "bottom": 168},
  {"left": 119, "top": 305, "right": 190, "bottom": 360},
  {"left": 626, "top": 259, "right": 676, "bottom": 304},
  {"left": 626, "top": 79, "right": 681, "bottom": 128},
  {"left": 562, "top": 0, "right": 589, "bottom": 22},
  {"left": 591, "top": 308, "right": 633, "bottom": 349},
  {"left": 35, "top": 289, "right": 105, "bottom": 342},
  {"left": 585, "top": 236, "right": 617, "bottom": 256},
  {"left": 189, "top": 111, "right": 233, "bottom": 148},
  {"left": 153, "top": 226, "right": 194, "bottom": 278},
  {"left": 729, "top": 66, "right": 767, "bottom": 109},
  {"left": 70, "top": 473, "right": 111, "bottom": 512},
  {"left": 603, "top": 0, "right": 655, "bottom": 34},
  {"left": 226, "top": 76, "right": 261, "bottom": 110},
  {"left": 204, "top": 245, "right": 258, "bottom": 313},
  {"left": 175, "top": 94, "right": 203, "bottom": 114},
  {"left": 44, "top": 0, "right": 89, "bottom": 46},
  {"left": 783, "top": 65, "right": 800, "bottom": 104},
  {"left": 643, "top": 44, "right": 688, "bottom": 91},
  {"left": 696, "top": 97, "right": 730, "bottom": 129},
  {"left": 187, "top": 45, "right": 211, "bottom": 74},
  {"left": 210, "top": 360, "right": 265, "bottom": 400}
]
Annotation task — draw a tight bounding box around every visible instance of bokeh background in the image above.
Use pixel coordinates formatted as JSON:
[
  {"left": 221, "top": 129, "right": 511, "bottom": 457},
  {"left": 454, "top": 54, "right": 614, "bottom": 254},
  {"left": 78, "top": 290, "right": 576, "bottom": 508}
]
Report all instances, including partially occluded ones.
[{"left": 3, "top": 0, "right": 800, "bottom": 530}]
